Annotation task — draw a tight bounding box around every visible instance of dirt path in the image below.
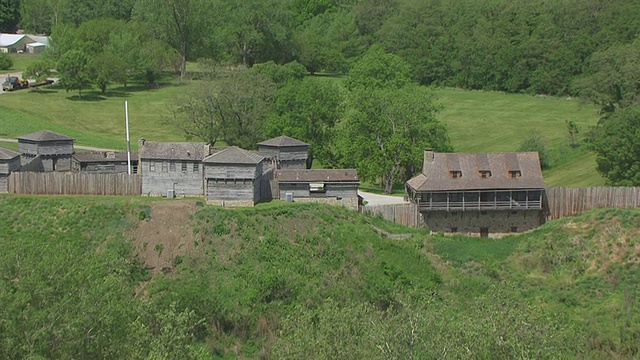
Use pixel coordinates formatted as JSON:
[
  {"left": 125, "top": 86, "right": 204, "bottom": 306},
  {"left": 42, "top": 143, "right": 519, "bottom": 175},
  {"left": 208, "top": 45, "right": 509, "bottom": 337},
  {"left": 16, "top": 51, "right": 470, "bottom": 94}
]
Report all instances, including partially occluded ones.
[{"left": 134, "top": 201, "right": 199, "bottom": 277}]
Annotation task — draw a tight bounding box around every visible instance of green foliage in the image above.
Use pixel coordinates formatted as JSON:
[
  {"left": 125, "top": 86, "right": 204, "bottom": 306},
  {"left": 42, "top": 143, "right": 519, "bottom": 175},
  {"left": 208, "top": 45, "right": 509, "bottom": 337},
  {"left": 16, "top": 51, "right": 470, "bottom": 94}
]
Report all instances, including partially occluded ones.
[
  {"left": 253, "top": 60, "right": 307, "bottom": 86},
  {"left": 0, "top": 51, "right": 12, "bottom": 70},
  {"left": 344, "top": 45, "right": 412, "bottom": 91},
  {"left": 589, "top": 106, "right": 640, "bottom": 185},
  {"left": 265, "top": 76, "right": 343, "bottom": 167},
  {"left": 0, "top": 0, "right": 20, "bottom": 33},
  {"left": 57, "top": 49, "right": 92, "bottom": 97},
  {"left": 167, "top": 68, "right": 276, "bottom": 148},
  {"left": 517, "top": 133, "right": 551, "bottom": 169}
]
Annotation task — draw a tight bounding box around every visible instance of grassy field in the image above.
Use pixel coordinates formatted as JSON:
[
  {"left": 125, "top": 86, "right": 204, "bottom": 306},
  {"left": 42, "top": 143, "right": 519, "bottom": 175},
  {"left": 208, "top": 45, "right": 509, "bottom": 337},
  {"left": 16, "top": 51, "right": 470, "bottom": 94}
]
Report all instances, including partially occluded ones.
[
  {"left": 4, "top": 53, "right": 42, "bottom": 74},
  {"left": 0, "top": 68, "right": 604, "bottom": 187}
]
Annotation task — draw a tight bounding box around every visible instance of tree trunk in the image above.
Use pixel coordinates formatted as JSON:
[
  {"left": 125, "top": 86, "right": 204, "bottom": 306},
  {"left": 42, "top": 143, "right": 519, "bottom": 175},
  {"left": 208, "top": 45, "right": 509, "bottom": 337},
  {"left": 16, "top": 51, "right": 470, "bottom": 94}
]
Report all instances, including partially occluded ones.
[
  {"left": 180, "top": 47, "right": 187, "bottom": 78},
  {"left": 306, "top": 152, "right": 314, "bottom": 169}
]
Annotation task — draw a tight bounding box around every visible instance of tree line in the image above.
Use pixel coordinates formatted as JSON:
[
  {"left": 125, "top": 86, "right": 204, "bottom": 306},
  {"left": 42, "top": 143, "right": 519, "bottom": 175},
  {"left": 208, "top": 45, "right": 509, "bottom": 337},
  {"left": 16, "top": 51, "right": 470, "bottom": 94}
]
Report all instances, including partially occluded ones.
[{"left": 3, "top": 0, "right": 640, "bottom": 96}]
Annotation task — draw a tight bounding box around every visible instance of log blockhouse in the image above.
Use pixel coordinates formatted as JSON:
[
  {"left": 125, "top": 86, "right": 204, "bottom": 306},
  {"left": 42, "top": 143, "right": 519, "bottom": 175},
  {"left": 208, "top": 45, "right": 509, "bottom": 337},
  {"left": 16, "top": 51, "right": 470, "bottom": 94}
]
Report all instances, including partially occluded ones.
[
  {"left": 203, "top": 146, "right": 265, "bottom": 206},
  {"left": 17, "top": 130, "right": 74, "bottom": 172}
]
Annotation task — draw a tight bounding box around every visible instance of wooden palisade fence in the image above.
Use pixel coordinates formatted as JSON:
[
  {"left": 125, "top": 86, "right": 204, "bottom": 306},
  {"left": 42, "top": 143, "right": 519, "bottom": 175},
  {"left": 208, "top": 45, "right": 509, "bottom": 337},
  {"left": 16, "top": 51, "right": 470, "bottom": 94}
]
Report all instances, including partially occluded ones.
[
  {"left": 362, "top": 203, "right": 421, "bottom": 228},
  {"left": 9, "top": 172, "right": 142, "bottom": 196},
  {"left": 545, "top": 187, "right": 640, "bottom": 220}
]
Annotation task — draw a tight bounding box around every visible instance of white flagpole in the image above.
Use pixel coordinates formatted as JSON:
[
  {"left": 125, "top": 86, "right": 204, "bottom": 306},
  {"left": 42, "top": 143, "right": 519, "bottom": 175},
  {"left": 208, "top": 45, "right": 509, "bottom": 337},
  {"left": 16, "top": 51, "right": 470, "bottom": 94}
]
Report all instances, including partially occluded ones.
[{"left": 125, "top": 101, "right": 132, "bottom": 175}]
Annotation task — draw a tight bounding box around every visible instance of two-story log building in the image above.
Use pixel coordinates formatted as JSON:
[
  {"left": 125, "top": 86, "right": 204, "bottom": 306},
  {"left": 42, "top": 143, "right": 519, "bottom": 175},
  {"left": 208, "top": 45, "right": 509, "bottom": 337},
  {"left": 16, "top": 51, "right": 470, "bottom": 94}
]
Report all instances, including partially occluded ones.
[{"left": 406, "top": 150, "right": 545, "bottom": 236}]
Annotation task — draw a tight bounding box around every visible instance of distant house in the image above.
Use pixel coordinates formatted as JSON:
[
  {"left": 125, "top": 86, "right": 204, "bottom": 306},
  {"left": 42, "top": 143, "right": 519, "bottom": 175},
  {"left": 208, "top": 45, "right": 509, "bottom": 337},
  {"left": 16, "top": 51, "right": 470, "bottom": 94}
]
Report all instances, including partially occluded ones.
[
  {"left": 406, "top": 151, "right": 545, "bottom": 236},
  {"left": 257, "top": 135, "right": 309, "bottom": 169},
  {"left": 203, "top": 146, "right": 265, "bottom": 206},
  {"left": 277, "top": 168, "right": 360, "bottom": 210},
  {"left": 0, "top": 34, "right": 49, "bottom": 53},
  {"left": 17, "top": 130, "right": 74, "bottom": 172},
  {"left": 0, "top": 147, "right": 21, "bottom": 193},
  {"left": 72, "top": 151, "right": 138, "bottom": 174},
  {"left": 138, "top": 139, "right": 209, "bottom": 197}
]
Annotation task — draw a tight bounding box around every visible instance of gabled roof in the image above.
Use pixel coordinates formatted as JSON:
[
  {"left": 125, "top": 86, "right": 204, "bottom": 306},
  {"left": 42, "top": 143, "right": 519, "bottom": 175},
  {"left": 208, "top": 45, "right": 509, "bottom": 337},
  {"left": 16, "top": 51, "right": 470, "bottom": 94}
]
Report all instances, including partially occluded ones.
[
  {"left": 73, "top": 151, "right": 138, "bottom": 163},
  {"left": 0, "top": 146, "right": 20, "bottom": 160},
  {"left": 257, "top": 135, "right": 309, "bottom": 147},
  {"left": 407, "top": 151, "right": 544, "bottom": 192},
  {"left": 17, "top": 130, "right": 74, "bottom": 142},
  {"left": 0, "top": 34, "right": 25, "bottom": 47},
  {"left": 277, "top": 169, "right": 359, "bottom": 183},
  {"left": 139, "top": 141, "right": 207, "bottom": 161},
  {"left": 25, "top": 35, "right": 49, "bottom": 46},
  {"left": 203, "top": 146, "right": 264, "bottom": 164}
]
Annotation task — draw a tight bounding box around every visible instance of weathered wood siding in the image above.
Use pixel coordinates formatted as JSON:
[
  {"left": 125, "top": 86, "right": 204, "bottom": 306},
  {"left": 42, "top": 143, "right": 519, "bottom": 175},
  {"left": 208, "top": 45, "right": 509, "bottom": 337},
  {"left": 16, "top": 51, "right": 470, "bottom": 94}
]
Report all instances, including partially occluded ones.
[
  {"left": 258, "top": 145, "right": 308, "bottom": 169},
  {"left": 206, "top": 178, "right": 260, "bottom": 202},
  {"left": 0, "top": 175, "right": 7, "bottom": 193},
  {"left": 546, "top": 187, "right": 640, "bottom": 220},
  {"left": 279, "top": 182, "right": 358, "bottom": 200},
  {"left": 140, "top": 160, "right": 203, "bottom": 196},
  {"left": 204, "top": 163, "right": 261, "bottom": 180},
  {"left": 79, "top": 162, "right": 133, "bottom": 174},
  {"left": 8, "top": 172, "right": 141, "bottom": 195},
  {"left": 18, "top": 140, "right": 74, "bottom": 156},
  {"left": 0, "top": 157, "right": 20, "bottom": 174}
]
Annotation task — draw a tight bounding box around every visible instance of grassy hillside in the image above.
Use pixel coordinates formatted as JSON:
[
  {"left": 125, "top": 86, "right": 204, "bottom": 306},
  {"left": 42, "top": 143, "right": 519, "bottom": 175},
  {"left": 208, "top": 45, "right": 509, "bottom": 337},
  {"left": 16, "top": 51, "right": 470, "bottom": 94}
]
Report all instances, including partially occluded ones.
[
  {"left": 0, "top": 75, "right": 604, "bottom": 186},
  {"left": 1, "top": 195, "right": 638, "bottom": 358}
]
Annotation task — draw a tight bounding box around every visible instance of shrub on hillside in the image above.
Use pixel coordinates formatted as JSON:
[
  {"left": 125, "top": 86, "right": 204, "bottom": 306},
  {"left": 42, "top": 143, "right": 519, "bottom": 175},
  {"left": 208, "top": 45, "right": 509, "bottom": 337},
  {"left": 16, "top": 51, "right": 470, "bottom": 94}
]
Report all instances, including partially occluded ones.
[
  {"left": 0, "top": 52, "right": 12, "bottom": 70},
  {"left": 518, "top": 133, "right": 551, "bottom": 169}
]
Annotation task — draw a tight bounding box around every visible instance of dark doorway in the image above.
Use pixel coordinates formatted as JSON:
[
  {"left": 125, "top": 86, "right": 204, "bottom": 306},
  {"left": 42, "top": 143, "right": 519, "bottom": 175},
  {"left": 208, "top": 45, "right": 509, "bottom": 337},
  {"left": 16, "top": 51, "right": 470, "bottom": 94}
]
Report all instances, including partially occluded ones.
[{"left": 480, "top": 227, "right": 489, "bottom": 238}]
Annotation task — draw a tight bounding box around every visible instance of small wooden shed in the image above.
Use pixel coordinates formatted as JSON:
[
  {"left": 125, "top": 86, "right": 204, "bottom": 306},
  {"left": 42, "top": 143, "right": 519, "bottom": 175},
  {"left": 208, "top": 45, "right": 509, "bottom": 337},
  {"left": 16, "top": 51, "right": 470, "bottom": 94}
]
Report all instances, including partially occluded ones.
[
  {"left": 17, "top": 130, "right": 74, "bottom": 172},
  {"left": 0, "top": 147, "right": 20, "bottom": 193},
  {"left": 203, "top": 146, "right": 265, "bottom": 206},
  {"left": 276, "top": 169, "right": 360, "bottom": 209},
  {"left": 257, "top": 135, "right": 309, "bottom": 169}
]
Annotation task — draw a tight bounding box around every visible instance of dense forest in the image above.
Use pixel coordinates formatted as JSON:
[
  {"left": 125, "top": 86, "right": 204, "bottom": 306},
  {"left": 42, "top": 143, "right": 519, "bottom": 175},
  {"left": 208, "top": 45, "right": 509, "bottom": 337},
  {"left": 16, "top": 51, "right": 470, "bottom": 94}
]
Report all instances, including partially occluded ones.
[{"left": 2, "top": 0, "right": 640, "bottom": 96}]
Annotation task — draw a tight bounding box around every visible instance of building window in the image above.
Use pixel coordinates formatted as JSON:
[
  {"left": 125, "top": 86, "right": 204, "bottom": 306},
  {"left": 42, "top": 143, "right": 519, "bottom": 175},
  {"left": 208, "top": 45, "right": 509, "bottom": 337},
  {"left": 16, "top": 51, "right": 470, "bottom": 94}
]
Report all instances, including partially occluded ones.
[
  {"left": 480, "top": 170, "right": 491, "bottom": 179},
  {"left": 511, "top": 210, "right": 518, "bottom": 215},
  {"left": 149, "top": 162, "right": 155, "bottom": 172},
  {"left": 193, "top": 163, "right": 199, "bottom": 172},
  {"left": 511, "top": 226, "right": 518, "bottom": 233},
  {"left": 480, "top": 211, "right": 487, "bottom": 215},
  {"left": 450, "top": 170, "right": 462, "bottom": 179},
  {"left": 169, "top": 162, "right": 176, "bottom": 172},
  {"left": 509, "top": 170, "right": 522, "bottom": 178},
  {"left": 451, "top": 227, "right": 458, "bottom": 233},
  {"left": 162, "top": 161, "right": 168, "bottom": 173},
  {"left": 181, "top": 162, "right": 187, "bottom": 172}
]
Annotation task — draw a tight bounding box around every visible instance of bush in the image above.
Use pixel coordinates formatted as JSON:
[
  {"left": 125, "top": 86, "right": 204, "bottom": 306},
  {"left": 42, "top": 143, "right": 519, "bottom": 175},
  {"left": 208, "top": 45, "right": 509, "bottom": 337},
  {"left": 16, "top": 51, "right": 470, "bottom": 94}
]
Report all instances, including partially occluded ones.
[
  {"left": 518, "top": 133, "right": 551, "bottom": 169},
  {"left": 0, "top": 52, "right": 13, "bottom": 70}
]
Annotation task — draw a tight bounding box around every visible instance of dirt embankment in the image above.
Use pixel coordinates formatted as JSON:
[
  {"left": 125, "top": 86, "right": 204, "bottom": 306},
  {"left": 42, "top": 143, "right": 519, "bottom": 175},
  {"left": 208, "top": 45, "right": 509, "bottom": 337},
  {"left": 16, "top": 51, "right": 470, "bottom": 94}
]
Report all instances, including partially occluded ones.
[{"left": 133, "top": 201, "right": 199, "bottom": 277}]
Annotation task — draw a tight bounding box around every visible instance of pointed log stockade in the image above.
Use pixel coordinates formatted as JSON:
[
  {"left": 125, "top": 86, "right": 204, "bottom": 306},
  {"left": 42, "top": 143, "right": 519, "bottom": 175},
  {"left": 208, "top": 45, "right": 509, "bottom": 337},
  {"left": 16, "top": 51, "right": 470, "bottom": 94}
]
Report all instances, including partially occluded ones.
[{"left": 8, "top": 172, "right": 142, "bottom": 196}]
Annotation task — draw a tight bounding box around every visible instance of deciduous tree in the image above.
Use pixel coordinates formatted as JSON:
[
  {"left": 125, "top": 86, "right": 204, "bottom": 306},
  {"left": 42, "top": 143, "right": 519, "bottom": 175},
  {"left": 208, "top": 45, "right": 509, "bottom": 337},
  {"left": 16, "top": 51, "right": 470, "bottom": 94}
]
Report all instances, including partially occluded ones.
[{"left": 57, "top": 49, "right": 92, "bottom": 97}]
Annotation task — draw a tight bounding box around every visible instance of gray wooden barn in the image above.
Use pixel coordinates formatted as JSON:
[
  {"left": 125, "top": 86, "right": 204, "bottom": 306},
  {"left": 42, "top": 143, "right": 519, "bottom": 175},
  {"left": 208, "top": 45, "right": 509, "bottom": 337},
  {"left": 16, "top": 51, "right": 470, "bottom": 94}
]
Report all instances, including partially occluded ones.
[
  {"left": 257, "top": 135, "right": 309, "bottom": 169},
  {"left": 203, "top": 146, "right": 265, "bottom": 206},
  {"left": 72, "top": 151, "right": 139, "bottom": 174},
  {"left": 138, "top": 140, "right": 209, "bottom": 197},
  {"left": 0, "top": 147, "right": 21, "bottom": 193},
  {"left": 406, "top": 151, "right": 545, "bottom": 236},
  {"left": 277, "top": 169, "right": 360, "bottom": 209},
  {"left": 17, "top": 130, "right": 74, "bottom": 172}
]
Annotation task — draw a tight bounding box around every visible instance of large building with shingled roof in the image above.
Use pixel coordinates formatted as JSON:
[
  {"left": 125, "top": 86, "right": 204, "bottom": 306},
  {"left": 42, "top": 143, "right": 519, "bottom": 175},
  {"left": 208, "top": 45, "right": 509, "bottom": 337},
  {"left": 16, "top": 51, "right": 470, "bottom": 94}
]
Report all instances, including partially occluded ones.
[
  {"left": 138, "top": 139, "right": 210, "bottom": 196},
  {"left": 406, "top": 150, "right": 545, "bottom": 236}
]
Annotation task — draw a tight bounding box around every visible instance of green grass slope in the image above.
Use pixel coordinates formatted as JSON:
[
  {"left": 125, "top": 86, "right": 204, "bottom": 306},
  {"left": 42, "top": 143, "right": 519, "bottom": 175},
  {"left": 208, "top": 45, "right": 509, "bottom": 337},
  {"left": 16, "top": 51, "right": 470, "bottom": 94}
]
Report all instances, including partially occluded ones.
[{"left": 2, "top": 195, "right": 638, "bottom": 358}]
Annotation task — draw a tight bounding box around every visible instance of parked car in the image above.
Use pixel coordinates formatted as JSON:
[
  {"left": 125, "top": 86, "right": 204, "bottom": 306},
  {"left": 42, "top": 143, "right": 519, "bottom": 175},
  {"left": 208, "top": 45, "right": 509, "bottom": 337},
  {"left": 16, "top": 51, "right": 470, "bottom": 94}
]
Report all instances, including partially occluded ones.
[{"left": 2, "top": 76, "right": 29, "bottom": 91}]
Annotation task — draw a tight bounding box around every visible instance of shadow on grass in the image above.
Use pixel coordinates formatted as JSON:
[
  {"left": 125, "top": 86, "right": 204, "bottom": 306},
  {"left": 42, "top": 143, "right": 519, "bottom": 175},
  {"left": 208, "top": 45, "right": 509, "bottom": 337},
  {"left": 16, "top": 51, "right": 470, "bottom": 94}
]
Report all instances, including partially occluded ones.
[{"left": 66, "top": 93, "right": 107, "bottom": 101}]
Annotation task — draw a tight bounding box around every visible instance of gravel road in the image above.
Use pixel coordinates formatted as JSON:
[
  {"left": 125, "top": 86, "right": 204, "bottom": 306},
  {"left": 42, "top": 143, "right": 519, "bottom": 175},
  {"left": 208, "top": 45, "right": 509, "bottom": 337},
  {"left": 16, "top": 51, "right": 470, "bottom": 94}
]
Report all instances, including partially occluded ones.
[{"left": 358, "top": 190, "right": 408, "bottom": 206}]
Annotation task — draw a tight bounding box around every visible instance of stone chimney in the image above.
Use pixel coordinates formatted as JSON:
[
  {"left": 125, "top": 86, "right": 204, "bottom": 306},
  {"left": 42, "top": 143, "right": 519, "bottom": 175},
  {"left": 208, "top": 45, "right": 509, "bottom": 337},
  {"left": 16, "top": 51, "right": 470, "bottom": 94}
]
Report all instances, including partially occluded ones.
[
  {"left": 425, "top": 149, "right": 435, "bottom": 162},
  {"left": 138, "top": 138, "right": 146, "bottom": 148}
]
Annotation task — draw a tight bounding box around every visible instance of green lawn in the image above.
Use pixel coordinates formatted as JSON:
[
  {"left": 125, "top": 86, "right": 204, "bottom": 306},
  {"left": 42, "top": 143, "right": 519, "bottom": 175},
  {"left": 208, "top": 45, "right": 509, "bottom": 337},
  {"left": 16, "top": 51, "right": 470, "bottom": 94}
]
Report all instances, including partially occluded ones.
[
  {"left": 0, "top": 71, "right": 606, "bottom": 187},
  {"left": 435, "top": 88, "right": 604, "bottom": 187},
  {"left": 4, "top": 53, "right": 43, "bottom": 73}
]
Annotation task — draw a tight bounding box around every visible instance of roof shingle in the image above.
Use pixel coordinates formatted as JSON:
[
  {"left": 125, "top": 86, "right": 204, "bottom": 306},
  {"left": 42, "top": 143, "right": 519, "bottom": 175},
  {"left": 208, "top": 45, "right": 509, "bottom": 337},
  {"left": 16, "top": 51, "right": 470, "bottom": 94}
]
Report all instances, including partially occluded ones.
[
  {"left": 139, "top": 142, "right": 207, "bottom": 161},
  {"left": 257, "top": 136, "right": 309, "bottom": 147},
  {"left": 203, "top": 146, "right": 264, "bottom": 164},
  {"left": 17, "top": 130, "right": 74, "bottom": 142},
  {"left": 408, "top": 151, "right": 544, "bottom": 191},
  {"left": 277, "top": 169, "right": 359, "bottom": 182},
  {"left": 0, "top": 146, "right": 20, "bottom": 160}
]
